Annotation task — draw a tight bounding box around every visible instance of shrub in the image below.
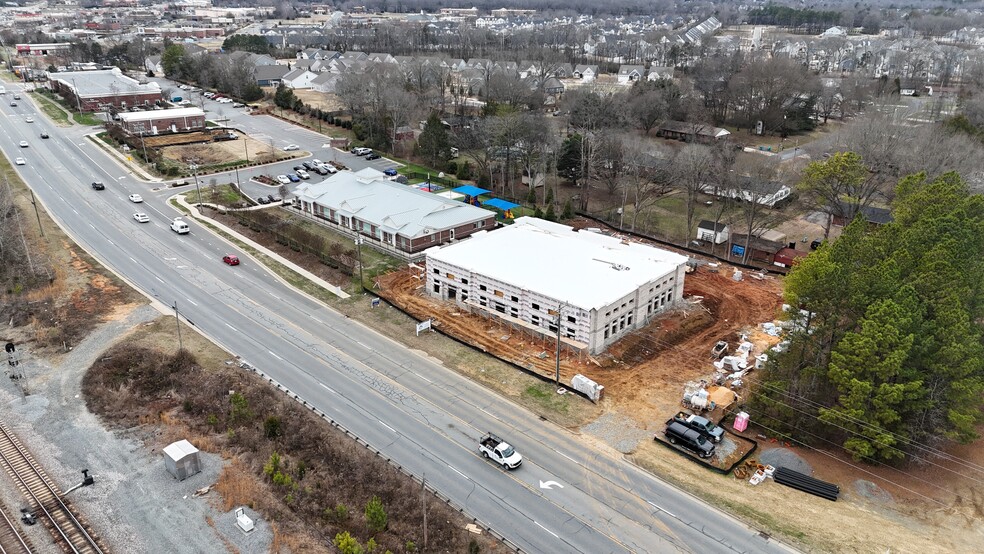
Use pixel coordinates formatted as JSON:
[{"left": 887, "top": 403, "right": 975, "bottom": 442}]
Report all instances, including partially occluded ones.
[
  {"left": 264, "top": 416, "right": 282, "bottom": 438},
  {"left": 455, "top": 162, "right": 472, "bottom": 180},
  {"left": 229, "top": 392, "right": 253, "bottom": 423},
  {"left": 365, "top": 495, "right": 387, "bottom": 533},
  {"left": 334, "top": 531, "right": 364, "bottom": 554}
]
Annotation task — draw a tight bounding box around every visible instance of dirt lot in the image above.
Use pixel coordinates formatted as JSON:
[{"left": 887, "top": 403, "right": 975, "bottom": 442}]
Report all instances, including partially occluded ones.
[
  {"left": 377, "top": 255, "right": 784, "bottom": 428},
  {"left": 161, "top": 136, "right": 301, "bottom": 166},
  {"left": 291, "top": 88, "right": 345, "bottom": 111}
]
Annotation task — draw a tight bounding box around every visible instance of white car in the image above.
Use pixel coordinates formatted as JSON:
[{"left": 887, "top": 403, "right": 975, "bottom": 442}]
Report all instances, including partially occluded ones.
[
  {"left": 218, "top": 97, "right": 233, "bottom": 104},
  {"left": 320, "top": 163, "right": 338, "bottom": 174},
  {"left": 19, "top": 140, "right": 28, "bottom": 148},
  {"left": 296, "top": 169, "right": 310, "bottom": 179},
  {"left": 25, "top": 116, "right": 33, "bottom": 123},
  {"left": 283, "top": 144, "right": 299, "bottom": 151},
  {"left": 14, "top": 157, "right": 25, "bottom": 165},
  {"left": 132, "top": 212, "right": 150, "bottom": 223},
  {"left": 276, "top": 175, "right": 291, "bottom": 185},
  {"left": 128, "top": 194, "right": 144, "bottom": 203},
  {"left": 179, "top": 84, "right": 190, "bottom": 90}
]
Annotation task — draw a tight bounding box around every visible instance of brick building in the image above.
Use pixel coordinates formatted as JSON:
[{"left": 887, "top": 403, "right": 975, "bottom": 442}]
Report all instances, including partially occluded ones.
[
  {"left": 117, "top": 107, "right": 206, "bottom": 135},
  {"left": 48, "top": 68, "right": 163, "bottom": 112}
]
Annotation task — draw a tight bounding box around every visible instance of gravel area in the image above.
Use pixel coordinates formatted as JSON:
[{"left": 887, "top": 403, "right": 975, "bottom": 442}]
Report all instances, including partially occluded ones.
[
  {"left": 580, "top": 412, "right": 653, "bottom": 453},
  {"left": 758, "top": 447, "right": 813, "bottom": 475},
  {"left": 853, "top": 479, "right": 894, "bottom": 504},
  {"left": 0, "top": 305, "right": 271, "bottom": 554}
]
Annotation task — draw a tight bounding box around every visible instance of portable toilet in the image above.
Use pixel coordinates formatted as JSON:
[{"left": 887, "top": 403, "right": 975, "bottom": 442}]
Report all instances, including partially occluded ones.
[{"left": 163, "top": 439, "right": 202, "bottom": 481}]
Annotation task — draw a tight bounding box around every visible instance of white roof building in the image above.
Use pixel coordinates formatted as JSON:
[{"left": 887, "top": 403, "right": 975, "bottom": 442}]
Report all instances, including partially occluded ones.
[{"left": 426, "top": 218, "right": 689, "bottom": 354}]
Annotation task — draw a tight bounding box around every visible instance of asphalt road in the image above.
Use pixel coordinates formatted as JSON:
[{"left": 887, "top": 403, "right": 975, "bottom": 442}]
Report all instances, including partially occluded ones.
[{"left": 1, "top": 82, "right": 794, "bottom": 554}]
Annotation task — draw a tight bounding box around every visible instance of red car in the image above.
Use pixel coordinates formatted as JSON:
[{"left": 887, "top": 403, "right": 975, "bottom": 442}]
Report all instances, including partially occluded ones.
[{"left": 222, "top": 255, "right": 240, "bottom": 266}]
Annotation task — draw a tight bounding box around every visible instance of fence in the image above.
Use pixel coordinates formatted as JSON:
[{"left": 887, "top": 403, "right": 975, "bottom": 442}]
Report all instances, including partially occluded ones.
[{"left": 234, "top": 211, "right": 357, "bottom": 274}]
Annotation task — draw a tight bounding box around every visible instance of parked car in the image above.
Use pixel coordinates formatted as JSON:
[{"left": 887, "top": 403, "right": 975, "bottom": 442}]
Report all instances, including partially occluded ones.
[
  {"left": 14, "top": 157, "right": 25, "bottom": 165},
  {"left": 669, "top": 412, "right": 725, "bottom": 443},
  {"left": 296, "top": 169, "right": 310, "bottom": 180},
  {"left": 40, "top": 131, "right": 49, "bottom": 139},
  {"left": 320, "top": 163, "right": 338, "bottom": 174},
  {"left": 351, "top": 147, "right": 372, "bottom": 156},
  {"left": 232, "top": 102, "right": 244, "bottom": 108},
  {"left": 365, "top": 152, "right": 381, "bottom": 160},
  {"left": 132, "top": 212, "right": 150, "bottom": 223},
  {"left": 276, "top": 175, "right": 291, "bottom": 185},
  {"left": 283, "top": 144, "right": 299, "bottom": 151},
  {"left": 287, "top": 173, "right": 300, "bottom": 182},
  {"left": 383, "top": 168, "right": 399, "bottom": 176},
  {"left": 810, "top": 239, "right": 823, "bottom": 250},
  {"left": 128, "top": 193, "right": 143, "bottom": 203},
  {"left": 662, "top": 421, "right": 715, "bottom": 458},
  {"left": 267, "top": 194, "right": 277, "bottom": 204},
  {"left": 256, "top": 196, "right": 271, "bottom": 205},
  {"left": 222, "top": 255, "right": 240, "bottom": 266},
  {"left": 91, "top": 182, "right": 105, "bottom": 190},
  {"left": 312, "top": 158, "right": 323, "bottom": 166},
  {"left": 293, "top": 165, "right": 305, "bottom": 172},
  {"left": 302, "top": 162, "right": 315, "bottom": 171}
]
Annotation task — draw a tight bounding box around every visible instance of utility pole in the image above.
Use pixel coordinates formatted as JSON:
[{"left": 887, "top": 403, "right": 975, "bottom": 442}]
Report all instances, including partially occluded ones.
[
  {"left": 173, "top": 301, "right": 183, "bottom": 351},
  {"left": 190, "top": 163, "right": 202, "bottom": 207},
  {"left": 30, "top": 190, "right": 43, "bottom": 237},
  {"left": 421, "top": 474, "right": 427, "bottom": 551},
  {"left": 71, "top": 78, "right": 83, "bottom": 113}
]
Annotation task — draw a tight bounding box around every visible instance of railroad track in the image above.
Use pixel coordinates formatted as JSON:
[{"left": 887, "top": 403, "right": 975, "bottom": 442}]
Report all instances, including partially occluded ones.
[
  {"left": 0, "top": 503, "right": 32, "bottom": 554},
  {"left": 0, "top": 421, "right": 104, "bottom": 554}
]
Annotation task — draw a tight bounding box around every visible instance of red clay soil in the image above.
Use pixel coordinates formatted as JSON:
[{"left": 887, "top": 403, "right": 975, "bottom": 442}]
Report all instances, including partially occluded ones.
[{"left": 377, "top": 262, "right": 784, "bottom": 426}]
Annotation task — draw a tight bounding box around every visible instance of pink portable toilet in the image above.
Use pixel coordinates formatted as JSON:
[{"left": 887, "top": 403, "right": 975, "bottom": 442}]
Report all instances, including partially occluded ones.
[{"left": 733, "top": 411, "right": 749, "bottom": 433}]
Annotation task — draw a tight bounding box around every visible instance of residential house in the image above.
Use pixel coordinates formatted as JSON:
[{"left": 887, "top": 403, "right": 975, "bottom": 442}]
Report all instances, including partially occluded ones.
[
  {"left": 830, "top": 202, "right": 893, "bottom": 228},
  {"left": 311, "top": 72, "right": 341, "bottom": 93},
  {"left": 573, "top": 64, "right": 599, "bottom": 81},
  {"left": 617, "top": 64, "right": 645, "bottom": 84},
  {"left": 367, "top": 52, "right": 397, "bottom": 64},
  {"left": 705, "top": 177, "right": 791, "bottom": 208},
  {"left": 728, "top": 233, "right": 785, "bottom": 264},
  {"left": 282, "top": 69, "right": 319, "bottom": 89},
  {"left": 543, "top": 77, "right": 565, "bottom": 95},
  {"left": 254, "top": 64, "right": 291, "bottom": 86},
  {"left": 145, "top": 55, "right": 163, "bottom": 75},
  {"left": 657, "top": 121, "right": 731, "bottom": 143},
  {"left": 647, "top": 65, "right": 674, "bottom": 81}
]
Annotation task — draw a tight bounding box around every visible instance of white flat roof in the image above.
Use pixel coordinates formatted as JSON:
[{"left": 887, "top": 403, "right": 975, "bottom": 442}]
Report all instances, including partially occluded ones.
[
  {"left": 163, "top": 439, "right": 199, "bottom": 460},
  {"left": 117, "top": 107, "right": 205, "bottom": 122},
  {"left": 427, "top": 217, "right": 688, "bottom": 310}
]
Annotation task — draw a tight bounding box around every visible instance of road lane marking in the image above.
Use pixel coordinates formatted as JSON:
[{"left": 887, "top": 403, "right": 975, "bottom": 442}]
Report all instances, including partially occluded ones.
[
  {"left": 186, "top": 299, "right": 198, "bottom": 306},
  {"left": 319, "top": 383, "right": 336, "bottom": 394},
  {"left": 155, "top": 276, "right": 164, "bottom": 283},
  {"left": 446, "top": 464, "right": 468, "bottom": 479},
  {"left": 268, "top": 350, "right": 283, "bottom": 360},
  {"left": 647, "top": 501, "right": 677, "bottom": 520},
  {"left": 558, "top": 451, "right": 580, "bottom": 466},
  {"left": 534, "top": 521, "right": 559, "bottom": 539},
  {"left": 417, "top": 374, "right": 432, "bottom": 384},
  {"left": 225, "top": 323, "right": 239, "bottom": 332},
  {"left": 377, "top": 420, "right": 396, "bottom": 433}
]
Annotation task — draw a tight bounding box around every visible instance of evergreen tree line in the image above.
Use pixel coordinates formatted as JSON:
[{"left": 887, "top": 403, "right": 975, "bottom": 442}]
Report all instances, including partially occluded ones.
[{"left": 754, "top": 171, "right": 984, "bottom": 463}]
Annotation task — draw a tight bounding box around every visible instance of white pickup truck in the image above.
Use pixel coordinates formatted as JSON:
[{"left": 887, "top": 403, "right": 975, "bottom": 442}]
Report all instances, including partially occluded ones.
[{"left": 479, "top": 432, "right": 523, "bottom": 470}]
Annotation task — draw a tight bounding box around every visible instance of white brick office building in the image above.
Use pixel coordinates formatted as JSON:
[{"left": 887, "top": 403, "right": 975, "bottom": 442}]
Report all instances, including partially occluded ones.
[{"left": 425, "top": 218, "right": 688, "bottom": 354}]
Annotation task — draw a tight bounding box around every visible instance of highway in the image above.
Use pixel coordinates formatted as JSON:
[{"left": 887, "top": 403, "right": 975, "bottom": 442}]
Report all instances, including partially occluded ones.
[{"left": 1, "top": 82, "right": 792, "bottom": 554}]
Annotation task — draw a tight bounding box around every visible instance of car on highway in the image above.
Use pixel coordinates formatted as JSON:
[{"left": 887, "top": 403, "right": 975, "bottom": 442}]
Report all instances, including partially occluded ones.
[
  {"left": 91, "top": 182, "right": 105, "bottom": 190},
  {"left": 351, "top": 147, "right": 372, "bottom": 156},
  {"left": 40, "top": 131, "right": 49, "bottom": 139},
  {"left": 19, "top": 140, "right": 28, "bottom": 148},
  {"left": 132, "top": 212, "right": 150, "bottom": 223},
  {"left": 25, "top": 116, "right": 33, "bottom": 123},
  {"left": 13, "top": 94, "right": 20, "bottom": 100},
  {"left": 365, "top": 152, "right": 381, "bottom": 160},
  {"left": 256, "top": 196, "right": 271, "bottom": 205},
  {"left": 287, "top": 173, "right": 300, "bottom": 182},
  {"left": 14, "top": 157, "right": 25, "bottom": 165},
  {"left": 276, "top": 175, "right": 291, "bottom": 185},
  {"left": 222, "top": 255, "right": 240, "bottom": 266},
  {"left": 283, "top": 144, "right": 299, "bottom": 151},
  {"left": 128, "top": 194, "right": 144, "bottom": 203},
  {"left": 383, "top": 168, "right": 399, "bottom": 176}
]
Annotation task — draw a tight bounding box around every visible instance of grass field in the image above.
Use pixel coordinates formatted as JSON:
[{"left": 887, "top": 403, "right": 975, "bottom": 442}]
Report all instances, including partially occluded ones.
[{"left": 28, "top": 91, "right": 71, "bottom": 126}]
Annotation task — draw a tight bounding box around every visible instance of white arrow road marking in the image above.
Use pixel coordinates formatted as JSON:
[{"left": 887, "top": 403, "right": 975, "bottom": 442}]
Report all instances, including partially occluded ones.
[{"left": 539, "top": 480, "right": 564, "bottom": 490}]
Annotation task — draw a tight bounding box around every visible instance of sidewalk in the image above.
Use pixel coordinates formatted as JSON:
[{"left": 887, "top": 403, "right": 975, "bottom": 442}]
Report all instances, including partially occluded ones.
[
  {"left": 173, "top": 195, "right": 350, "bottom": 299},
  {"left": 86, "top": 132, "right": 161, "bottom": 182}
]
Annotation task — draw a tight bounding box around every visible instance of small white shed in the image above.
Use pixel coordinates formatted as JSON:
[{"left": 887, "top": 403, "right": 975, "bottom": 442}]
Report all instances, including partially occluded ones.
[
  {"left": 697, "top": 220, "right": 730, "bottom": 244},
  {"left": 163, "top": 439, "right": 202, "bottom": 481}
]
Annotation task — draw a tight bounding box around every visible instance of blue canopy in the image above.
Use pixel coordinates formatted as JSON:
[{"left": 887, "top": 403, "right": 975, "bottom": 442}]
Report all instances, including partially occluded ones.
[
  {"left": 452, "top": 185, "right": 492, "bottom": 197},
  {"left": 482, "top": 198, "right": 520, "bottom": 211}
]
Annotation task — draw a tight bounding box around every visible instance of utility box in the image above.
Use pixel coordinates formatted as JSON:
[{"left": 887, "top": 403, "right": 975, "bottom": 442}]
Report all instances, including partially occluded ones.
[
  {"left": 236, "top": 507, "right": 254, "bottom": 533},
  {"left": 163, "top": 440, "right": 201, "bottom": 481},
  {"left": 571, "top": 374, "right": 604, "bottom": 402}
]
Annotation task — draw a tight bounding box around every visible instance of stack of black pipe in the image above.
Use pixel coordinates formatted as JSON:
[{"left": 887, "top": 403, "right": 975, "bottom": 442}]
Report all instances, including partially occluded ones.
[{"left": 773, "top": 467, "right": 840, "bottom": 501}]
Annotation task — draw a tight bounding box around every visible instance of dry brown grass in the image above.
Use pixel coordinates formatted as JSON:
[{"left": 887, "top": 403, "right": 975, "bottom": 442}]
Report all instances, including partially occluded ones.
[{"left": 215, "top": 458, "right": 267, "bottom": 513}]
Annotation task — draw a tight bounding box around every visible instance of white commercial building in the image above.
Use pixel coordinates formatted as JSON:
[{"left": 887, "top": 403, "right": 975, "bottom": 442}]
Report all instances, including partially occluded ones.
[{"left": 425, "top": 218, "right": 689, "bottom": 354}]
